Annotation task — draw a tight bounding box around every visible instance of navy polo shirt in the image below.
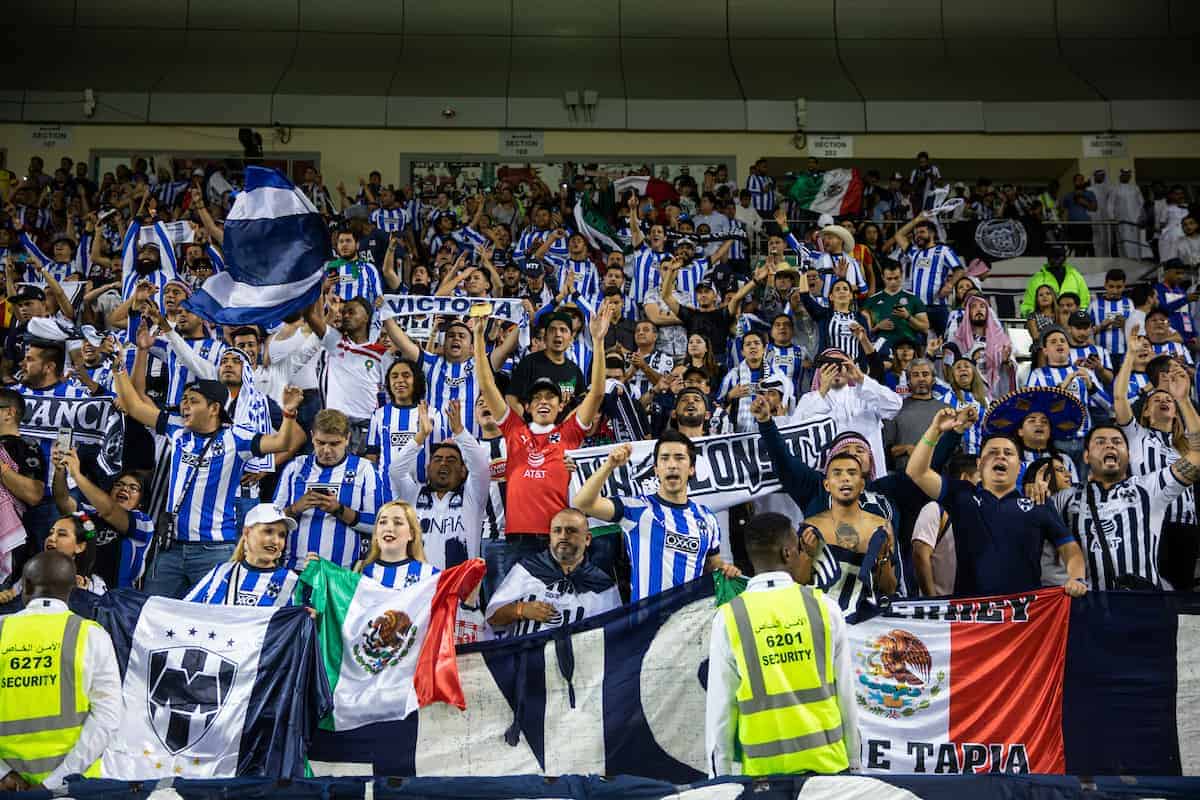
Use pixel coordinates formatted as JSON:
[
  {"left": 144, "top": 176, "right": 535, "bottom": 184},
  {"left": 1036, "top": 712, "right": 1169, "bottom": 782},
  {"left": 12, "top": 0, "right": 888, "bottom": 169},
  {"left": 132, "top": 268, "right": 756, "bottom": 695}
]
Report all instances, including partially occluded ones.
[{"left": 938, "top": 478, "right": 1074, "bottom": 597}]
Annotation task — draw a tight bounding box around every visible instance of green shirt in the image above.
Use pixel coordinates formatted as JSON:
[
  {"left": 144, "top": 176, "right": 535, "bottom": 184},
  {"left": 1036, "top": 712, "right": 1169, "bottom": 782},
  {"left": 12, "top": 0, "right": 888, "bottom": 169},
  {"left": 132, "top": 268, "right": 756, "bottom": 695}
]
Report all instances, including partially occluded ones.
[{"left": 864, "top": 289, "right": 926, "bottom": 345}]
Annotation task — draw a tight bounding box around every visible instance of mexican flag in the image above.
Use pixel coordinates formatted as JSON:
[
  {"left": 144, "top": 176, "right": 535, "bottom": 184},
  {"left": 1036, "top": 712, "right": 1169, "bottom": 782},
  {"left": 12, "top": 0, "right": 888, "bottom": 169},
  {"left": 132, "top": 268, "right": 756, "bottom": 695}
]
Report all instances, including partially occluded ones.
[
  {"left": 301, "top": 557, "right": 486, "bottom": 731},
  {"left": 574, "top": 195, "right": 624, "bottom": 253},
  {"left": 788, "top": 168, "right": 864, "bottom": 216},
  {"left": 613, "top": 175, "right": 678, "bottom": 206}
]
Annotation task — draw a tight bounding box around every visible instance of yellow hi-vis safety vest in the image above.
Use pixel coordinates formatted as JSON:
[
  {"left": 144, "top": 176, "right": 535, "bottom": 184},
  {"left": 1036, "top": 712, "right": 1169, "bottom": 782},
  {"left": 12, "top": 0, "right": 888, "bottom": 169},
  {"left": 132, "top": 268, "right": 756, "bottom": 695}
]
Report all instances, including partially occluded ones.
[
  {"left": 0, "top": 611, "right": 102, "bottom": 784},
  {"left": 721, "top": 584, "right": 848, "bottom": 776}
]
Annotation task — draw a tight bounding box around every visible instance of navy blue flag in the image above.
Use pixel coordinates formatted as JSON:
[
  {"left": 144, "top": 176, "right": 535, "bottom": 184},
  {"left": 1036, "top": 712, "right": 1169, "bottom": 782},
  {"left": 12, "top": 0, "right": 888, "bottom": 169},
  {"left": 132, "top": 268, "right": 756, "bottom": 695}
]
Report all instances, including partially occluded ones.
[
  {"left": 184, "top": 166, "right": 328, "bottom": 327},
  {"left": 71, "top": 589, "right": 331, "bottom": 779},
  {"left": 305, "top": 579, "right": 1200, "bottom": 780}
]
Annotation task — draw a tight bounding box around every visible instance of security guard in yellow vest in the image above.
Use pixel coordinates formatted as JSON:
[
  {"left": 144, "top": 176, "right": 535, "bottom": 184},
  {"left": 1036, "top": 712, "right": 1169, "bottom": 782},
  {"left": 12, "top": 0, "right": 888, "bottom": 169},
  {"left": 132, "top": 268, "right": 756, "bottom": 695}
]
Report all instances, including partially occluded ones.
[
  {"left": 0, "top": 551, "right": 120, "bottom": 791},
  {"left": 705, "top": 512, "right": 860, "bottom": 777}
]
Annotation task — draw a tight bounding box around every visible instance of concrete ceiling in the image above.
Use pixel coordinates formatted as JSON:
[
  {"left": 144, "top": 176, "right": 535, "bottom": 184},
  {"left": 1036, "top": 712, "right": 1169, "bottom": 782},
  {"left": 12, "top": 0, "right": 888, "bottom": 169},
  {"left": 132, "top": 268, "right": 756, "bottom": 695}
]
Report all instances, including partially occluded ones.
[{"left": 2, "top": 1, "right": 1197, "bottom": 129}]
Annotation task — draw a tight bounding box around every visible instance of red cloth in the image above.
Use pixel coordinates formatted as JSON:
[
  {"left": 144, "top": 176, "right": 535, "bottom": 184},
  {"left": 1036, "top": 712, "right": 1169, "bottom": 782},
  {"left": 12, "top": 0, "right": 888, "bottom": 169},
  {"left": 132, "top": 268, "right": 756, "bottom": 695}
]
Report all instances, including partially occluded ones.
[
  {"left": 499, "top": 410, "right": 589, "bottom": 535},
  {"left": 414, "top": 558, "right": 486, "bottom": 711}
]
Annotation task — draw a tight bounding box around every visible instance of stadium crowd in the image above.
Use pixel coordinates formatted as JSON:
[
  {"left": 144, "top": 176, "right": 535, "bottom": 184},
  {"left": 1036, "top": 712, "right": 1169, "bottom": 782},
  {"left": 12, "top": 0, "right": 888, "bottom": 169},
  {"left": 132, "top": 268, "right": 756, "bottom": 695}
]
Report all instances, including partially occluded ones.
[{"left": 0, "top": 148, "right": 1199, "bottom": 648}]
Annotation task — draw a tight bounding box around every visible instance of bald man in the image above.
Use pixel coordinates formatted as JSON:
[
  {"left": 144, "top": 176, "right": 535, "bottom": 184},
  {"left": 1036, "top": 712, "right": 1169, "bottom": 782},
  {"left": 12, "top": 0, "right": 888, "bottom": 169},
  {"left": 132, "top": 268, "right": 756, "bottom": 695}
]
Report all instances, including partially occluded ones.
[
  {"left": 485, "top": 508, "right": 622, "bottom": 639},
  {"left": 0, "top": 552, "right": 121, "bottom": 790}
]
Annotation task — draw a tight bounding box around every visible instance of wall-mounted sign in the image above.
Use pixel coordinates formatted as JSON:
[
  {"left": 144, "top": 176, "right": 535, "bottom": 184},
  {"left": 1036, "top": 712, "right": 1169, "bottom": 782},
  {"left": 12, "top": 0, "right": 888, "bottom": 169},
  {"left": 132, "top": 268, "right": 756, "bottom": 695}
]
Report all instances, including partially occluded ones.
[
  {"left": 1082, "top": 133, "right": 1127, "bottom": 158},
  {"left": 29, "top": 125, "right": 72, "bottom": 149},
  {"left": 498, "top": 130, "right": 544, "bottom": 159},
  {"left": 809, "top": 134, "right": 854, "bottom": 159}
]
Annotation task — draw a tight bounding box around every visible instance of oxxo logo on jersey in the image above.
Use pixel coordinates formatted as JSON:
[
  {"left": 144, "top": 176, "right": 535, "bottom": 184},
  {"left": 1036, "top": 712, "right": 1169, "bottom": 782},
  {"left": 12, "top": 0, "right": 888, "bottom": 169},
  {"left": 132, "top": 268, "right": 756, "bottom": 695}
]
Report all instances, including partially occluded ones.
[{"left": 664, "top": 532, "right": 700, "bottom": 554}]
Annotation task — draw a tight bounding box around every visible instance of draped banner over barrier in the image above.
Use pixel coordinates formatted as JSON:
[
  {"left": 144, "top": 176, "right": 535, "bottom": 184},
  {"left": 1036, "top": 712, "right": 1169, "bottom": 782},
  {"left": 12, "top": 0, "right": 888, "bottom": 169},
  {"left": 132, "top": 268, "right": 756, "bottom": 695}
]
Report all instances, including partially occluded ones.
[
  {"left": 65, "top": 774, "right": 1200, "bottom": 800},
  {"left": 309, "top": 582, "right": 1200, "bottom": 780},
  {"left": 566, "top": 418, "right": 837, "bottom": 513}
]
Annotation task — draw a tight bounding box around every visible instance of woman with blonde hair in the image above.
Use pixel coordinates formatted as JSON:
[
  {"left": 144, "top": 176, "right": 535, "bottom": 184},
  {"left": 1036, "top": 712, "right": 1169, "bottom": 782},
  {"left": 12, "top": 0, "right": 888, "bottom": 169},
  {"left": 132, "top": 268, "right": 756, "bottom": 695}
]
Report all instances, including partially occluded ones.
[
  {"left": 354, "top": 500, "right": 440, "bottom": 589},
  {"left": 186, "top": 504, "right": 300, "bottom": 606}
]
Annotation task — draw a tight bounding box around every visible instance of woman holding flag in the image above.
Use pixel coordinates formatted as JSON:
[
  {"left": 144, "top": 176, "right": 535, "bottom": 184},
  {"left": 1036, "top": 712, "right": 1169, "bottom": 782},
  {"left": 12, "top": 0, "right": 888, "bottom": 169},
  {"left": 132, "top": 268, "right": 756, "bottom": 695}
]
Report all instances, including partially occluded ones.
[
  {"left": 185, "top": 504, "right": 302, "bottom": 607},
  {"left": 354, "top": 500, "right": 440, "bottom": 589}
]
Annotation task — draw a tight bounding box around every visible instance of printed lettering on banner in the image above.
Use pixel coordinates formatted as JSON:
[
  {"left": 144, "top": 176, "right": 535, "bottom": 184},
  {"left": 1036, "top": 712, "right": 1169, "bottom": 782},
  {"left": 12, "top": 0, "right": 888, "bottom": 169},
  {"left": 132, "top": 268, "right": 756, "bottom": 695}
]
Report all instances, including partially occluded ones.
[{"left": 567, "top": 417, "right": 836, "bottom": 512}]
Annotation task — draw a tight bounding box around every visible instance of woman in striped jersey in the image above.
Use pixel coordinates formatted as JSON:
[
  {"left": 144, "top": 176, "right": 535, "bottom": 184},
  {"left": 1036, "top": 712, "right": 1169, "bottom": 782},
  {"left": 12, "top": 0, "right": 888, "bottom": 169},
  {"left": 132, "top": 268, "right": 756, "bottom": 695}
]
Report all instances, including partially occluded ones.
[
  {"left": 354, "top": 500, "right": 439, "bottom": 589},
  {"left": 185, "top": 504, "right": 300, "bottom": 607},
  {"left": 935, "top": 355, "right": 988, "bottom": 454},
  {"left": 366, "top": 359, "right": 447, "bottom": 485},
  {"left": 796, "top": 276, "right": 874, "bottom": 368}
]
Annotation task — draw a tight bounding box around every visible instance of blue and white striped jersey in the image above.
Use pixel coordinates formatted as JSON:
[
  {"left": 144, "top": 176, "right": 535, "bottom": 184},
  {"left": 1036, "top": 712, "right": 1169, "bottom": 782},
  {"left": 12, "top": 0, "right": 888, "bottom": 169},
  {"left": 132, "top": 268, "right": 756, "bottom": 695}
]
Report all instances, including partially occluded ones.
[
  {"left": 153, "top": 180, "right": 190, "bottom": 209},
  {"left": 18, "top": 231, "right": 89, "bottom": 282},
  {"left": 327, "top": 259, "right": 384, "bottom": 306},
  {"left": 150, "top": 335, "right": 227, "bottom": 408},
  {"left": 16, "top": 381, "right": 91, "bottom": 494},
  {"left": 1151, "top": 341, "right": 1194, "bottom": 366},
  {"left": 1069, "top": 343, "right": 1113, "bottom": 372},
  {"left": 370, "top": 206, "right": 410, "bottom": 234},
  {"left": 79, "top": 502, "right": 154, "bottom": 589},
  {"left": 613, "top": 493, "right": 721, "bottom": 602},
  {"left": 938, "top": 388, "right": 985, "bottom": 454},
  {"left": 361, "top": 558, "right": 439, "bottom": 589},
  {"left": 812, "top": 252, "right": 868, "bottom": 297},
  {"left": 1089, "top": 296, "right": 1134, "bottom": 354},
  {"left": 766, "top": 343, "right": 807, "bottom": 394},
  {"left": 274, "top": 453, "right": 383, "bottom": 568},
  {"left": 746, "top": 173, "right": 776, "bottom": 213},
  {"left": 631, "top": 245, "right": 669, "bottom": 306},
  {"left": 1024, "top": 365, "right": 1109, "bottom": 439},
  {"left": 69, "top": 359, "right": 116, "bottom": 396},
  {"left": 516, "top": 226, "right": 566, "bottom": 265},
  {"left": 367, "top": 403, "right": 449, "bottom": 485},
  {"left": 120, "top": 221, "right": 180, "bottom": 307},
  {"left": 155, "top": 414, "right": 262, "bottom": 542},
  {"left": 723, "top": 217, "right": 747, "bottom": 262},
  {"left": 420, "top": 353, "right": 480, "bottom": 435},
  {"left": 546, "top": 254, "right": 601, "bottom": 304},
  {"left": 1127, "top": 371, "right": 1150, "bottom": 400},
  {"left": 717, "top": 362, "right": 789, "bottom": 432},
  {"left": 902, "top": 244, "right": 962, "bottom": 306},
  {"left": 670, "top": 258, "right": 712, "bottom": 308},
  {"left": 184, "top": 561, "right": 299, "bottom": 607}
]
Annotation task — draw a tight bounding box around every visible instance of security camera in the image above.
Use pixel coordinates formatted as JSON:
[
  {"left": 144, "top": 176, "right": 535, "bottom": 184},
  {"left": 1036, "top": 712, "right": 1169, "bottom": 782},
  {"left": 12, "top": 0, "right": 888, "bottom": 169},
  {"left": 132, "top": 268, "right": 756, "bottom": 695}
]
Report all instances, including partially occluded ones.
[
  {"left": 441, "top": 106, "right": 457, "bottom": 119},
  {"left": 83, "top": 88, "right": 96, "bottom": 118}
]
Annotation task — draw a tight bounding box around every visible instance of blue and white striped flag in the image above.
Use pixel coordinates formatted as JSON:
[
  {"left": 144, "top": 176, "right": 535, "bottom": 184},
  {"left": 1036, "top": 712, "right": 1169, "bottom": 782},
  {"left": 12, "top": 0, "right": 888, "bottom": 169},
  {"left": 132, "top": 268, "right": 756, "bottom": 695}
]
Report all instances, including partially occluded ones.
[{"left": 185, "top": 167, "right": 328, "bottom": 326}]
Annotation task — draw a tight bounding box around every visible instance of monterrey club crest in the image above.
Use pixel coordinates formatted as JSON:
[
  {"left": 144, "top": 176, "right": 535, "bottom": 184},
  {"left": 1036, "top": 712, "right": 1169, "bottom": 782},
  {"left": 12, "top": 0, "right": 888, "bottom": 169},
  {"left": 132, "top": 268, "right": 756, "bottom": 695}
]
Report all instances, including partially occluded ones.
[
  {"left": 853, "top": 629, "right": 945, "bottom": 719},
  {"left": 147, "top": 647, "right": 237, "bottom": 754},
  {"left": 974, "top": 219, "right": 1028, "bottom": 259},
  {"left": 353, "top": 610, "right": 419, "bottom": 674}
]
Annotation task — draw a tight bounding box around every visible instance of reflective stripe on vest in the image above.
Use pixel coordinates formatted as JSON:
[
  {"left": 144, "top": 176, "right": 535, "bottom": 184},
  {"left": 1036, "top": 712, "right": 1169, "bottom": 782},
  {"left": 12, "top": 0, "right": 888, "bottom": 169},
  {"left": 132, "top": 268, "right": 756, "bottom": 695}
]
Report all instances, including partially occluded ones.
[
  {"left": 0, "top": 612, "right": 92, "bottom": 781},
  {"left": 723, "top": 584, "right": 847, "bottom": 775},
  {"left": 726, "top": 588, "right": 834, "bottom": 713}
]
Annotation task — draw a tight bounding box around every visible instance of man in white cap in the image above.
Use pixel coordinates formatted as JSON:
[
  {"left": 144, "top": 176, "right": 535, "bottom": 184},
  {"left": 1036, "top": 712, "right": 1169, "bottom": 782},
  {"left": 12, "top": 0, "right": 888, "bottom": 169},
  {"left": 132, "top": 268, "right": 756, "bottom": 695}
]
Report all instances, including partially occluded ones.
[
  {"left": 1090, "top": 169, "right": 1113, "bottom": 257},
  {"left": 1108, "top": 169, "right": 1151, "bottom": 259},
  {"left": 811, "top": 224, "right": 866, "bottom": 298}
]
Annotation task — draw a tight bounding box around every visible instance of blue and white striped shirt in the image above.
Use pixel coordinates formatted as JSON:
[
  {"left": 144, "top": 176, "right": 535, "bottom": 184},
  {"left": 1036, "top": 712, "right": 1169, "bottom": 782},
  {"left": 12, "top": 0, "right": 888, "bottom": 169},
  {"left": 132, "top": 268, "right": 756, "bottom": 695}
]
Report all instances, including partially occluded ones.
[
  {"left": 902, "top": 244, "right": 962, "bottom": 306},
  {"left": 631, "top": 245, "right": 669, "bottom": 306},
  {"left": 1151, "top": 341, "right": 1194, "bottom": 366},
  {"left": 18, "top": 231, "right": 89, "bottom": 282},
  {"left": 1089, "top": 296, "right": 1134, "bottom": 355},
  {"left": 1069, "top": 343, "right": 1113, "bottom": 373},
  {"left": 420, "top": 353, "right": 481, "bottom": 435},
  {"left": 546, "top": 254, "right": 601, "bottom": 305},
  {"left": 120, "top": 221, "right": 180, "bottom": 307},
  {"left": 153, "top": 180, "right": 190, "bottom": 209},
  {"left": 746, "top": 173, "right": 776, "bottom": 213},
  {"left": 766, "top": 343, "right": 807, "bottom": 394},
  {"left": 812, "top": 252, "right": 868, "bottom": 297},
  {"left": 275, "top": 453, "right": 383, "bottom": 568},
  {"left": 80, "top": 502, "right": 154, "bottom": 589},
  {"left": 185, "top": 561, "right": 299, "bottom": 606},
  {"left": 327, "top": 259, "right": 384, "bottom": 306},
  {"left": 370, "top": 206, "right": 410, "bottom": 234},
  {"left": 723, "top": 217, "right": 747, "bottom": 262},
  {"left": 156, "top": 415, "right": 262, "bottom": 542},
  {"left": 150, "top": 336, "right": 227, "bottom": 408},
  {"left": 1127, "top": 371, "right": 1151, "bottom": 400},
  {"left": 361, "top": 558, "right": 440, "bottom": 589},
  {"left": 367, "top": 404, "right": 448, "bottom": 485},
  {"left": 938, "top": 387, "right": 985, "bottom": 454},
  {"left": 614, "top": 493, "right": 721, "bottom": 602}
]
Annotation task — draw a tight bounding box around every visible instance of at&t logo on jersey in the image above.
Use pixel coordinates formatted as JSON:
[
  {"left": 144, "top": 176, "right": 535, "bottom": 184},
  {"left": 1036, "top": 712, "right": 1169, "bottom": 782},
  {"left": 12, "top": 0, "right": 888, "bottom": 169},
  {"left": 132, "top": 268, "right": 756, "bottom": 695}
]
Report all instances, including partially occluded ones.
[{"left": 524, "top": 449, "right": 548, "bottom": 479}]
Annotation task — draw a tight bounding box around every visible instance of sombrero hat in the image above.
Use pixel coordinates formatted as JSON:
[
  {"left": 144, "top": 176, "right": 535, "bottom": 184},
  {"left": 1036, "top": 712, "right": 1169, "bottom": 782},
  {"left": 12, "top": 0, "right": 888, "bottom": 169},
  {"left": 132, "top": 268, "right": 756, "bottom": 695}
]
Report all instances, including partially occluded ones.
[{"left": 983, "top": 386, "right": 1085, "bottom": 441}]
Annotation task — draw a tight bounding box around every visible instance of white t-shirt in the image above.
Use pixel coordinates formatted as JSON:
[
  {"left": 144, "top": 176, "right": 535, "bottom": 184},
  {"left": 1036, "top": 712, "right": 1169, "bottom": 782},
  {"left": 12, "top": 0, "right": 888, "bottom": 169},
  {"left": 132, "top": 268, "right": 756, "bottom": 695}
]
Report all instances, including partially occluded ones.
[{"left": 911, "top": 501, "right": 956, "bottom": 597}]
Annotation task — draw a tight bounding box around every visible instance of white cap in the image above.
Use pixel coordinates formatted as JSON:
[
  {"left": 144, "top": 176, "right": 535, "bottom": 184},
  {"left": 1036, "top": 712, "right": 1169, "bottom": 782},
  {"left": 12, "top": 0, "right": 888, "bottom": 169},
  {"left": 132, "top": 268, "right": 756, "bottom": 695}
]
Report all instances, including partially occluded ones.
[{"left": 242, "top": 503, "right": 298, "bottom": 532}]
